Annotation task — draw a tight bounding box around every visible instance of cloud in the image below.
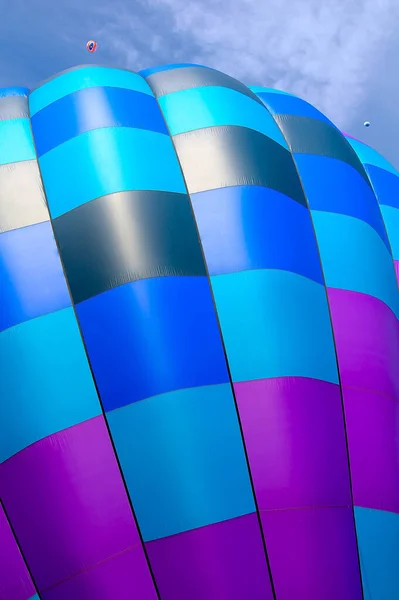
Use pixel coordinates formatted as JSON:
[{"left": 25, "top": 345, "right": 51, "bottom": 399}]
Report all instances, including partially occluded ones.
[
  {"left": 95, "top": 0, "right": 398, "bottom": 128},
  {"left": 2, "top": 0, "right": 398, "bottom": 133}
]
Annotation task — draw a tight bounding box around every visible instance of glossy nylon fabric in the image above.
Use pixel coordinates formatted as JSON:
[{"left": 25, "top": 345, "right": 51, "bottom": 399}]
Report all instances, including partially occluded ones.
[{"left": 0, "top": 64, "right": 398, "bottom": 600}]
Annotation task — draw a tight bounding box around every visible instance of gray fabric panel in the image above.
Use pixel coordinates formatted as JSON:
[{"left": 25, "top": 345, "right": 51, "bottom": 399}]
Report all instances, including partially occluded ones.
[
  {"left": 274, "top": 114, "right": 370, "bottom": 184},
  {"left": 52, "top": 190, "right": 207, "bottom": 304},
  {"left": 145, "top": 66, "right": 264, "bottom": 105},
  {"left": 173, "top": 125, "right": 306, "bottom": 204},
  {"left": 0, "top": 161, "right": 48, "bottom": 233},
  {"left": 0, "top": 96, "right": 30, "bottom": 121}
]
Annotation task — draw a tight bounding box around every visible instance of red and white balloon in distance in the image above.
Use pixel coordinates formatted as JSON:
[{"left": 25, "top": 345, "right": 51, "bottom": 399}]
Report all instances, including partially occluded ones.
[{"left": 86, "top": 40, "right": 97, "bottom": 53}]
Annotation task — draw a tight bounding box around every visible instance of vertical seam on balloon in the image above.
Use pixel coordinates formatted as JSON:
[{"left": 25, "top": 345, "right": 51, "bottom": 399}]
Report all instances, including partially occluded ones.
[
  {"left": 263, "top": 103, "right": 365, "bottom": 600},
  {"left": 0, "top": 498, "right": 43, "bottom": 600},
  {"left": 25, "top": 90, "right": 162, "bottom": 600},
  {"left": 360, "top": 165, "right": 399, "bottom": 296},
  {"left": 139, "top": 70, "right": 278, "bottom": 600},
  {"left": 341, "top": 134, "right": 399, "bottom": 298},
  {"left": 0, "top": 98, "right": 44, "bottom": 600}
]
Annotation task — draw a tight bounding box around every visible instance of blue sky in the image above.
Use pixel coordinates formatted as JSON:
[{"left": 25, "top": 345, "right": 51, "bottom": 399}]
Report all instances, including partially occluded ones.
[{"left": 2, "top": 0, "right": 399, "bottom": 166}]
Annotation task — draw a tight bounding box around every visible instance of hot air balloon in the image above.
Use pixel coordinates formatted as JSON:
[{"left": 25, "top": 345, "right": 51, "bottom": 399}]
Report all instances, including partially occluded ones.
[
  {"left": 0, "top": 64, "right": 398, "bottom": 600},
  {"left": 86, "top": 40, "right": 97, "bottom": 53},
  {"left": 364, "top": 120, "right": 370, "bottom": 127}
]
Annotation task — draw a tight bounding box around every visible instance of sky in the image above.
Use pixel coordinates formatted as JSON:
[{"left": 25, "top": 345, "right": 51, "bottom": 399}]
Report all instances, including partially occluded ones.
[{"left": 1, "top": 0, "right": 399, "bottom": 167}]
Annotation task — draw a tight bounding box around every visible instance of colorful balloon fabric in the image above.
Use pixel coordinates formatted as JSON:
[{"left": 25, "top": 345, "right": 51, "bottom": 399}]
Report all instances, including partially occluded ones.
[{"left": 0, "top": 64, "right": 398, "bottom": 600}]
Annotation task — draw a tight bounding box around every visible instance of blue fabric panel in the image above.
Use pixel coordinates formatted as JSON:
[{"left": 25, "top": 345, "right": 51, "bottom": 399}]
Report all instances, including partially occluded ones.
[
  {"left": 347, "top": 139, "right": 399, "bottom": 176},
  {"left": 295, "top": 154, "right": 390, "bottom": 249},
  {"left": 355, "top": 507, "right": 399, "bottom": 600},
  {"left": 107, "top": 383, "right": 255, "bottom": 541},
  {"left": 365, "top": 164, "right": 399, "bottom": 210},
  {"left": 0, "top": 119, "right": 36, "bottom": 166},
  {"left": 191, "top": 185, "right": 323, "bottom": 283},
  {"left": 380, "top": 205, "right": 399, "bottom": 259},
  {"left": 312, "top": 211, "right": 399, "bottom": 318},
  {"left": 76, "top": 277, "right": 229, "bottom": 411},
  {"left": 159, "top": 86, "right": 288, "bottom": 147},
  {"left": 0, "top": 222, "right": 70, "bottom": 332},
  {"left": 32, "top": 86, "right": 168, "bottom": 156},
  {"left": 0, "top": 87, "right": 29, "bottom": 97},
  {"left": 211, "top": 269, "right": 339, "bottom": 384},
  {"left": 139, "top": 63, "right": 207, "bottom": 78},
  {"left": 0, "top": 308, "right": 101, "bottom": 463},
  {"left": 39, "top": 127, "right": 186, "bottom": 218},
  {"left": 29, "top": 67, "right": 153, "bottom": 115},
  {"left": 255, "top": 90, "right": 332, "bottom": 124}
]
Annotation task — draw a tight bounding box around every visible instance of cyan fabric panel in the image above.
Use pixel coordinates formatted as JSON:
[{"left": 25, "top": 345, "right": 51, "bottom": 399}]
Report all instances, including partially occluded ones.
[
  {"left": 39, "top": 127, "right": 186, "bottom": 217},
  {"left": 0, "top": 308, "right": 100, "bottom": 462},
  {"left": 210, "top": 269, "right": 339, "bottom": 384},
  {"left": 312, "top": 211, "right": 399, "bottom": 318},
  {"left": 355, "top": 507, "right": 399, "bottom": 600},
  {"left": 107, "top": 384, "right": 256, "bottom": 541}
]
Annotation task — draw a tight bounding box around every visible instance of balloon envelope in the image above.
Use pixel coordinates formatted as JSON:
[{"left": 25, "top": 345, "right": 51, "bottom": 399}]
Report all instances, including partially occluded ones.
[
  {"left": 0, "top": 65, "right": 398, "bottom": 600},
  {"left": 86, "top": 40, "right": 97, "bottom": 53}
]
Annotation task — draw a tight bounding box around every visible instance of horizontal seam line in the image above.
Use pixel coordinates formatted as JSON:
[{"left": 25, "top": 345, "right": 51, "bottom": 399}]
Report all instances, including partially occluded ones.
[
  {"left": 342, "top": 385, "right": 399, "bottom": 404},
  {"left": 326, "top": 285, "right": 399, "bottom": 321},
  {"left": 41, "top": 542, "right": 142, "bottom": 593},
  {"left": 260, "top": 505, "right": 351, "bottom": 513}
]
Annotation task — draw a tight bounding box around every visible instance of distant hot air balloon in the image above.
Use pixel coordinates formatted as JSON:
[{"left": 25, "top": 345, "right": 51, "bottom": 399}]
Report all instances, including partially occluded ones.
[
  {"left": 0, "top": 65, "right": 398, "bottom": 600},
  {"left": 364, "top": 120, "right": 370, "bottom": 127},
  {"left": 86, "top": 40, "right": 97, "bottom": 53}
]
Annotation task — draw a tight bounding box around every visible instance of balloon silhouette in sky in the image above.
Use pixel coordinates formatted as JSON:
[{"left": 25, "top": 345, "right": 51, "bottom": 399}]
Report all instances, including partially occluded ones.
[{"left": 86, "top": 40, "right": 97, "bottom": 53}]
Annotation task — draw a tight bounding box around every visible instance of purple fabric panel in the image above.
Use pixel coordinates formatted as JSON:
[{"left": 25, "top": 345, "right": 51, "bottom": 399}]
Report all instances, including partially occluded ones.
[
  {"left": 234, "top": 377, "right": 351, "bottom": 510},
  {"left": 328, "top": 287, "right": 399, "bottom": 401},
  {"left": 41, "top": 545, "right": 157, "bottom": 600},
  {"left": 0, "top": 416, "right": 154, "bottom": 596},
  {"left": 262, "top": 507, "right": 363, "bottom": 600},
  {"left": 344, "top": 386, "right": 399, "bottom": 513},
  {"left": 146, "top": 513, "right": 274, "bottom": 600},
  {"left": 395, "top": 259, "right": 399, "bottom": 285},
  {"left": 0, "top": 503, "right": 36, "bottom": 600}
]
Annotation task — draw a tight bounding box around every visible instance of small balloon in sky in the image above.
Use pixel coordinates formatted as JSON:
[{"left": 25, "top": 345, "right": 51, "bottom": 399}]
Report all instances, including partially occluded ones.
[
  {"left": 86, "top": 40, "right": 97, "bottom": 53},
  {"left": 364, "top": 121, "right": 370, "bottom": 127}
]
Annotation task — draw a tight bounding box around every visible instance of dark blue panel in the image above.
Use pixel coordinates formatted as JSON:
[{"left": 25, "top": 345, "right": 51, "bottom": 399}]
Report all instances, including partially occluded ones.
[
  {"left": 256, "top": 91, "right": 332, "bottom": 125},
  {"left": 191, "top": 185, "right": 324, "bottom": 283},
  {"left": 366, "top": 164, "right": 399, "bottom": 210},
  {"left": 295, "top": 154, "right": 391, "bottom": 250},
  {"left": 0, "top": 222, "right": 71, "bottom": 332},
  {"left": 31, "top": 86, "right": 169, "bottom": 156},
  {"left": 76, "top": 276, "right": 229, "bottom": 410}
]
